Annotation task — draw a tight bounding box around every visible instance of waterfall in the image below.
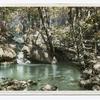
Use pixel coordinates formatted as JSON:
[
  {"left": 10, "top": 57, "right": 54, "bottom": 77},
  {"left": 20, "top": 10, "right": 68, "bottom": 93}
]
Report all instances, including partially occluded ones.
[
  {"left": 8, "top": 14, "right": 31, "bottom": 65},
  {"left": 51, "top": 56, "right": 57, "bottom": 64},
  {"left": 17, "top": 51, "right": 31, "bottom": 64},
  {"left": 17, "top": 52, "right": 24, "bottom": 64},
  {"left": 13, "top": 34, "right": 24, "bottom": 44}
]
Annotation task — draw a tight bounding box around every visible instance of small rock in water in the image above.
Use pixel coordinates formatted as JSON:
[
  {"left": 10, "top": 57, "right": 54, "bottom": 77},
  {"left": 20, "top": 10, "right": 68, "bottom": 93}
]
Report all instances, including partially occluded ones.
[
  {"left": 1, "top": 77, "right": 8, "bottom": 81},
  {"left": 37, "top": 79, "right": 41, "bottom": 82},
  {"left": 27, "top": 80, "right": 37, "bottom": 85},
  {"left": 41, "top": 84, "right": 58, "bottom": 91}
]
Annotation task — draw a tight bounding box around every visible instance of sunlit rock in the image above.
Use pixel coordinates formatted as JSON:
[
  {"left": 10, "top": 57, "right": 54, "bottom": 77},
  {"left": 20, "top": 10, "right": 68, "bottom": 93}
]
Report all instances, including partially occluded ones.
[
  {"left": 41, "top": 84, "right": 58, "bottom": 91},
  {"left": 0, "top": 48, "right": 3, "bottom": 57},
  {"left": 93, "top": 62, "right": 100, "bottom": 72},
  {"left": 0, "top": 45, "right": 16, "bottom": 63},
  {"left": 92, "top": 85, "right": 100, "bottom": 91},
  {"left": 83, "top": 69, "right": 93, "bottom": 76},
  {"left": 22, "top": 45, "right": 30, "bottom": 54}
]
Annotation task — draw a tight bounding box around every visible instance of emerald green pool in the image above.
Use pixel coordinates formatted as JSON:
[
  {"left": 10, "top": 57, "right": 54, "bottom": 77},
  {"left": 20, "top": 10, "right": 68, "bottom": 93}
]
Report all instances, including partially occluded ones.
[{"left": 0, "top": 63, "right": 81, "bottom": 90}]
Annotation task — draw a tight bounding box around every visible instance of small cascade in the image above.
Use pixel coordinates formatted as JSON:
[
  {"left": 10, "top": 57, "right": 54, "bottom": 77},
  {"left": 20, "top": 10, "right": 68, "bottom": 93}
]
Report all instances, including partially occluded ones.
[
  {"left": 13, "top": 34, "right": 24, "bottom": 44},
  {"left": 17, "top": 51, "right": 24, "bottom": 64},
  {"left": 17, "top": 51, "right": 31, "bottom": 64},
  {"left": 51, "top": 56, "right": 57, "bottom": 64}
]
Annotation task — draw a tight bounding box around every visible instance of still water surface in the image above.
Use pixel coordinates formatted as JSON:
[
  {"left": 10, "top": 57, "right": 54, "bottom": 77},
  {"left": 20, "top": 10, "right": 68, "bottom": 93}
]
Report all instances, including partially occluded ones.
[{"left": 0, "top": 63, "right": 81, "bottom": 90}]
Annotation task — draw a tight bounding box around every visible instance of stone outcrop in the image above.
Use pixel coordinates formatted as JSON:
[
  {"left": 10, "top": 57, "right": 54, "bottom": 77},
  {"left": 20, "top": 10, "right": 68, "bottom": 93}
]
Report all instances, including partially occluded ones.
[
  {"left": 22, "top": 45, "right": 52, "bottom": 63},
  {"left": 0, "top": 44, "right": 16, "bottom": 63},
  {"left": 80, "top": 61, "right": 100, "bottom": 90},
  {"left": 0, "top": 78, "right": 37, "bottom": 91}
]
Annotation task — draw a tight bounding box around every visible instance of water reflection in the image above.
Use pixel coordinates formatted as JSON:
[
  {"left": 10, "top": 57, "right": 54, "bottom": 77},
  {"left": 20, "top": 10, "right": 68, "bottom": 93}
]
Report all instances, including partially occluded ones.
[
  {"left": 44, "top": 67, "right": 49, "bottom": 79},
  {"left": 0, "top": 63, "right": 81, "bottom": 90},
  {"left": 35, "top": 68, "right": 39, "bottom": 79},
  {"left": 52, "top": 64, "right": 57, "bottom": 78},
  {"left": 16, "top": 65, "right": 24, "bottom": 79}
]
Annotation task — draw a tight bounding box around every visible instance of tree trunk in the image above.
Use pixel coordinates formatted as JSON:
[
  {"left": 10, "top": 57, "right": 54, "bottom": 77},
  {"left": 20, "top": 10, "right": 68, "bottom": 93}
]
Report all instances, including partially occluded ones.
[{"left": 38, "top": 7, "right": 54, "bottom": 59}]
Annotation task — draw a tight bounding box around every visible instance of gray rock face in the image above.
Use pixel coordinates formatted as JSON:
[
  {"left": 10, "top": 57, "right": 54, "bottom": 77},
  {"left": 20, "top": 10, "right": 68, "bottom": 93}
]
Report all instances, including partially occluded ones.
[{"left": 0, "top": 45, "right": 16, "bottom": 63}]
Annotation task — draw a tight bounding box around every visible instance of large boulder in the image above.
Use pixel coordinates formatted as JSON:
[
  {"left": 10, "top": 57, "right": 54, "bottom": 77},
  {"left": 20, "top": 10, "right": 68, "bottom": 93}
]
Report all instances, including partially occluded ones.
[
  {"left": 0, "top": 44, "right": 16, "bottom": 63},
  {"left": 30, "top": 49, "right": 52, "bottom": 63},
  {"left": 22, "top": 45, "right": 53, "bottom": 64}
]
